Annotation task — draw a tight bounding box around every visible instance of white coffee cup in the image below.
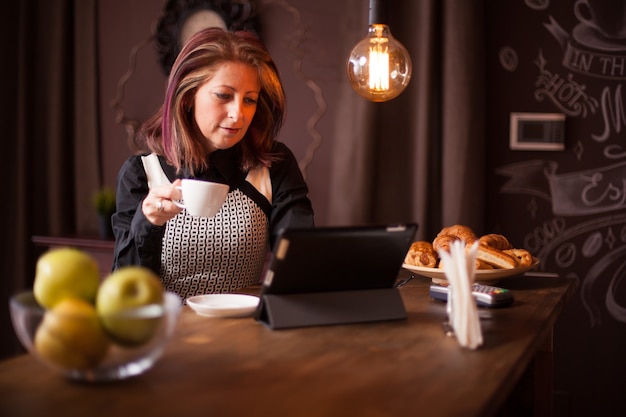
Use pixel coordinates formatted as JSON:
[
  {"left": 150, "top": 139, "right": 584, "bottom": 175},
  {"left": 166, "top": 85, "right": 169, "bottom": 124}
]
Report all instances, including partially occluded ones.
[{"left": 173, "top": 179, "right": 229, "bottom": 218}]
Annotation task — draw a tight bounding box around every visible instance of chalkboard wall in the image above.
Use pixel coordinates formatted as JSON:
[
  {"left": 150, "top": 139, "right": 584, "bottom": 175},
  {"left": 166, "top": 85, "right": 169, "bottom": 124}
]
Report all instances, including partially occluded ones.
[{"left": 485, "top": 1, "right": 626, "bottom": 416}]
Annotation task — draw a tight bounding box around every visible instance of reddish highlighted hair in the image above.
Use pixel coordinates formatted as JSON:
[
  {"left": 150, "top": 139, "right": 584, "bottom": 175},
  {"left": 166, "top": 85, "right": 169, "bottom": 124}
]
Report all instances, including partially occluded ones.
[{"left": 140, "top": 28, "right": 285, "bottom": 175}]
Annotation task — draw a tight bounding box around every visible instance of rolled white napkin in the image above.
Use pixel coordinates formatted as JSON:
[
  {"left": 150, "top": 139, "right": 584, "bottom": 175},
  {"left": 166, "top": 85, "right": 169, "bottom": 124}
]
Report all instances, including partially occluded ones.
[{"left": 438, "top": 240, "right": 483, "bottom": 349}]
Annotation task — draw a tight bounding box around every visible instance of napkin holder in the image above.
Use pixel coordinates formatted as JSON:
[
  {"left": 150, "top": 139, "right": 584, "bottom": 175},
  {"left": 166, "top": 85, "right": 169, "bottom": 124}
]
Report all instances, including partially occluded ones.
[
  {"left": 439, "top": 240, "right": 484, "bottom": 349},
  {"left": 255, "top": 288, "right": 407, "bottom": 330}
]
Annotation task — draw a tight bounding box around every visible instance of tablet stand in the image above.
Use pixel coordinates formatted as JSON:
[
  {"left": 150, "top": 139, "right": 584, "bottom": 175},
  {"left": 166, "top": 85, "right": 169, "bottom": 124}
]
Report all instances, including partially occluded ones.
[{"left": 255, "top": 288, "right": 407, "bottom": 329}]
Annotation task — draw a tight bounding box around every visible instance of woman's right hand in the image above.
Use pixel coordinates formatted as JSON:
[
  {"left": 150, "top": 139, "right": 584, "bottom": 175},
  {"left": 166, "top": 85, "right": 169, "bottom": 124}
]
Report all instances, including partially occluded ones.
[{"left": 142, "top": 179, "right": 183, "bottom": 226}]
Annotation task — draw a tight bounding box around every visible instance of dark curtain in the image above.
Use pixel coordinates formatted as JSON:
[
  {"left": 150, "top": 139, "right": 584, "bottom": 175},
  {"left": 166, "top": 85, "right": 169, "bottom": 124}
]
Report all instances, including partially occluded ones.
[
  {"left": 327, "top": 0, "right": 485, "bottom": 240},
  {"left": 0, "top": 0, "right": 100, "bottom": 359}
]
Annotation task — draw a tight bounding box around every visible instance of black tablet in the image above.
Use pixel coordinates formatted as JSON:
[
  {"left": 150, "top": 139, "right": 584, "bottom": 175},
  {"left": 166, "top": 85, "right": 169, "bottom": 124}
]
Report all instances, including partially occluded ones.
[
  {"left": 254, "top": 223, "right": 418, "bottom": 329},
  {"left": 260, "top": 223, "right": 418, "bottom": 294}
]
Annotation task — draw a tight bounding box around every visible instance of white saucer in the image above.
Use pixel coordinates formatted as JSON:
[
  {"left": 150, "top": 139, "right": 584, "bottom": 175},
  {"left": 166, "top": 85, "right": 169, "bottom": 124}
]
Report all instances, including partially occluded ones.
[{"left": 186, "top": 294, "right": 260, "bottom": 318}]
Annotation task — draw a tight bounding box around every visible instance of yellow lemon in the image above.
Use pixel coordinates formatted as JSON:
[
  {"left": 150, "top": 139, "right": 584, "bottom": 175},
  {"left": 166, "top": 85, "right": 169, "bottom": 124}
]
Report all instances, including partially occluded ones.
[
  {"left": 33, "top": 248, "right": 100, "bottom": 309},
  {"left": 34, "top": 298, "right": 110, "bottom": 370}
]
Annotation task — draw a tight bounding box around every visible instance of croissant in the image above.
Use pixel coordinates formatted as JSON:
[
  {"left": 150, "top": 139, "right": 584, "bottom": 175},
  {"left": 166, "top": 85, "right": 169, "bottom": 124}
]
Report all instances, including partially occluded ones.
[
  {"left": 432, "top": 234, "right": 457, "bottom": 253},
  {"left": 479, "top": 234, "right": 513, "bottom": 250},
  {"left": 438, "top": 225, "right": 477, "bottom": 244},
  {"left": 433, "top": 225, "right": 477, "bottom": 254}
]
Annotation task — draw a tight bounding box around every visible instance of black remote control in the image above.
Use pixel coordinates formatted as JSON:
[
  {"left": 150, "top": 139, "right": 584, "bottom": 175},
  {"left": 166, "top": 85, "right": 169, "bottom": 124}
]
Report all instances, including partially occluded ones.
[{"left": 429, "top": 283, "right": 514, "bottom": 308}]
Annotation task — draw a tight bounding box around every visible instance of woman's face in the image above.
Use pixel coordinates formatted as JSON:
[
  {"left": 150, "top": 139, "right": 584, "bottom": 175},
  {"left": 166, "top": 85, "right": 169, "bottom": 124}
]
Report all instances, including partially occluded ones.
[{"left": 193, "top": 61, "right": 260, "bottom": 152}]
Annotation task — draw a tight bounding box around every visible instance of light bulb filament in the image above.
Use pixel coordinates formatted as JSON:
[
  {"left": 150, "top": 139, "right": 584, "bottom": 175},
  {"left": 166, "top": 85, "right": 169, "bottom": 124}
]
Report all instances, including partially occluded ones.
[{"left": 369, "top": 43, "right": 389, "bottom": 91}]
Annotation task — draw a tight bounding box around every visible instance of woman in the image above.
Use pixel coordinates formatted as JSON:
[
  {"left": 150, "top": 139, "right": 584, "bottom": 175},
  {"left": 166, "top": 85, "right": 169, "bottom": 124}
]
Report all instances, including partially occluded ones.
[{"left": 112, "top": 28, "right": 314, "bottom": 299}]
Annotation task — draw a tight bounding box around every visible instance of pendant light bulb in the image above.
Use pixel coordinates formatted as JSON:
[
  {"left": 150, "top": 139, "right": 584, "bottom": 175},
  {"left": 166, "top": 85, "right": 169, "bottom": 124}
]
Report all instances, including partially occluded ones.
[{"left": 346, "top": 23, "right": 412, "bottom": 102}]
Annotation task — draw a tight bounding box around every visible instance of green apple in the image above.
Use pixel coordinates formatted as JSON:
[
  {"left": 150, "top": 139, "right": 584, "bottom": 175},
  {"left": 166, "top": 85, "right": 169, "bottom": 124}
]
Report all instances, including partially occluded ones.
[
  {"left": 34, "top": 297, "right": 110, "bottom": 370},
  {"left": 33, "top": 248, "right": 100, "bottom": 309},
  {"left": 96, "top": 266, "right": 165, "bottom": 347}
]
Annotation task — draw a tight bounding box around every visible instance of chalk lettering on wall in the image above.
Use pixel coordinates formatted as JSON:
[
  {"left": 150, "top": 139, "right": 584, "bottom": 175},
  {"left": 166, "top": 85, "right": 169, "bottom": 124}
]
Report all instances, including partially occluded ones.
[
  {"left": 523, "top": 217, "right": 567, "bottom": 254},
  {"left": 581, "top": 241, "right": 626, "bottom": 326},
  {"left": 496, "top": 1, "right": 626, "bottom": 327},
  {"left": 605, "top": 258, "right": 626, "bottom": 322},
  {"left": 605, "top": 143, "right": 626, "bottom": 159},
  {"left": 495, "top": 160, "right": 554, "bottom": 201},
  {"left": 555, "top": 242, "right": 577, "bottom": 268},
  {"left": 573, "top": 140, "right": 584, "bottom": 161},
  {"left": 563, "top": 42, "right": 626, "bottom": 79},
  {"left": 496, "top": 159, "right": 626, "bottom": 216},
  {"left": 499, "top": 46, "right": 519, "bottom": 72},
  {"left": 525, "top": 0, "right": 550, "bottom": 11},
  {"left": 526, "top": 214, "right": 626, "bottom": 326},
  {"left": 546, "top": 1, "right": 626, "bottom": 80},
  {"left": 534, "top": 51, "right": 599, "bottom": 117},
  {"left": 592, "top": 85, "right": 625, "bottom": 142}
]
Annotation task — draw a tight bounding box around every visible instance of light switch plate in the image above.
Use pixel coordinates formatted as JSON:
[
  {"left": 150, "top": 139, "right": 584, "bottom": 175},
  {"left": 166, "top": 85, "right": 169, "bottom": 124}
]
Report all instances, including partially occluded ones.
[{"left": 509, "top": 112, "right": 565, "bottom": 151}]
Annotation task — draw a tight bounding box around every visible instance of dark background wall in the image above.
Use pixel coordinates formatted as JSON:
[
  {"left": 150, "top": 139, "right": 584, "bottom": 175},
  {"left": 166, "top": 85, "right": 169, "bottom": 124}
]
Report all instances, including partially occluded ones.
[
  {"left": 17, "top": 0, "right": 622, "bottom": 416},
  {"left": 485, "top": 1, "right": 625, "bottom": 416}
]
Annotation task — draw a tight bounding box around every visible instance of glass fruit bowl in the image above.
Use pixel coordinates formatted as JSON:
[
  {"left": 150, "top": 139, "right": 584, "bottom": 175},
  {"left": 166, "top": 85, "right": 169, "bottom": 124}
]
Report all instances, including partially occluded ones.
[{"left": 9, "top": 291, "right": 181, "bottom": 382}]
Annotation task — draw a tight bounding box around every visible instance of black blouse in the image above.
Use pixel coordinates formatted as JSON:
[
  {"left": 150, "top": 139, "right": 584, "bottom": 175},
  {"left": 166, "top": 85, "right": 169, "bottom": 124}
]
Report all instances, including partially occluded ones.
[{"left": 111, "top": 141, "right": 315, "bottom": 275}]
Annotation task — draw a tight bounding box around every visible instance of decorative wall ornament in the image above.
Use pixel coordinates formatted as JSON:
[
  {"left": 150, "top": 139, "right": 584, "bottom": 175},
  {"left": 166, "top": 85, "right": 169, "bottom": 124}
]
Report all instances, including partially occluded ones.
[
  {"left": 260, "top": 0, "right": 327, "bottom": 179},
  {"left": 110, "top": 33, "right": 155, "bottom": 153}
]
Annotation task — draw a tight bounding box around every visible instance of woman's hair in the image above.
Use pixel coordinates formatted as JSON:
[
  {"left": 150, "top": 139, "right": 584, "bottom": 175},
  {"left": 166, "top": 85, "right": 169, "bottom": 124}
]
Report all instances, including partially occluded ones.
[{"left": 141, "top": 27, "right": 285, "bottom": 175}]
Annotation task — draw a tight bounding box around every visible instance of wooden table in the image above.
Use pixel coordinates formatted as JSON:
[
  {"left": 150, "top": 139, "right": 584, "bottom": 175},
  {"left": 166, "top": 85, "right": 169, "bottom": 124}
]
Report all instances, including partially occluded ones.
[{"left": 0, "top": 272, "right": 574, "bottom": 417}]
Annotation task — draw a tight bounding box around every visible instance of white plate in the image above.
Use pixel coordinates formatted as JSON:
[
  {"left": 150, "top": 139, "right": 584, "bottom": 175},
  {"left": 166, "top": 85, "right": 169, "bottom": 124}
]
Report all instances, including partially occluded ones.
[
  {"left": 186, "top": 294, "right": 260, "bottom": 318},
  {"left": 402, "top": 258, "right": 540, "bottom": 284}
]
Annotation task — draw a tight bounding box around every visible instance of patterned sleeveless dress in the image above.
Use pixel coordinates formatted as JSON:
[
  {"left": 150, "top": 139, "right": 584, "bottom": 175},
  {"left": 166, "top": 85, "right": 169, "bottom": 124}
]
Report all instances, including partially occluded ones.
[{"left": 142, "top": 153, "right": 270, "bottom": 300}]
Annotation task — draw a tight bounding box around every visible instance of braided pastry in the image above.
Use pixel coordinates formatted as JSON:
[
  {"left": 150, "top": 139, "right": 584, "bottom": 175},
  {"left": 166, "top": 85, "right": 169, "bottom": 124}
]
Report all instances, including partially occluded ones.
[
  {"left": 476, "top": 245, "right": 517, "bottom": 269},
  {"left": 405, "top": 241, "right": 438, "bottom": 268},
  {"left": 503, "top": 249, "right": 533, "bottom": 267}
]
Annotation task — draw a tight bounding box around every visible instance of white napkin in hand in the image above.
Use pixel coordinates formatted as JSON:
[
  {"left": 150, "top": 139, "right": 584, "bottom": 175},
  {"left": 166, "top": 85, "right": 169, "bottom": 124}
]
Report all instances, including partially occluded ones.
[{"left": 438, "top": 240, "right": 483, "bottom": 349}]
